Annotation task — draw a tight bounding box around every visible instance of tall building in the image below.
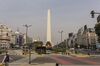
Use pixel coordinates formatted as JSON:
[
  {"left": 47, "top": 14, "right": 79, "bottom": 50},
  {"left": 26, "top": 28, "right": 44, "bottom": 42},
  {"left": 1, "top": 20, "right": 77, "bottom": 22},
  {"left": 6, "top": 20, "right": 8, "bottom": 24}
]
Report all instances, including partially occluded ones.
[{"left": 46, "top": 9, "right": 52, "bottom": 48}]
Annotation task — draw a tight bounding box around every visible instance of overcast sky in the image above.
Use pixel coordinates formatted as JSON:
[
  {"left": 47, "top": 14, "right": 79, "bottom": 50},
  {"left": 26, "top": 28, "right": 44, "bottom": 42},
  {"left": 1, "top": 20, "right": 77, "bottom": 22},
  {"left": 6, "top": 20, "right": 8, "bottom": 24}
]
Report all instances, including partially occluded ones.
[{"left": 0, "top": 0, "right": 100, "bottom": 44}]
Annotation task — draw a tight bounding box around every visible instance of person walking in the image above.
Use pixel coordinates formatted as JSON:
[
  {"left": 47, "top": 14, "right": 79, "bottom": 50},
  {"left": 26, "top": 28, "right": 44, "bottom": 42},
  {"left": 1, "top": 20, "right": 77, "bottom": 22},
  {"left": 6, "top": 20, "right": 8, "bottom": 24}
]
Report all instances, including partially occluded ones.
[{"left": 2, "top": 52, "right": 10, "bottom": 66}]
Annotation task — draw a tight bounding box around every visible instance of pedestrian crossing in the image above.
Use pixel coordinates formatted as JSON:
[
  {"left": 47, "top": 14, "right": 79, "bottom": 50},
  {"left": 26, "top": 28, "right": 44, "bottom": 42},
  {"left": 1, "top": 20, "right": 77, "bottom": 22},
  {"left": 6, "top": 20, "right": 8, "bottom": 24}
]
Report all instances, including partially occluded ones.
[
  {"left": 1, "top": 54, "right": 100, "bottom": 66},
  {"left": 50, "top": 55, "right": 100, "bottom": 65}
]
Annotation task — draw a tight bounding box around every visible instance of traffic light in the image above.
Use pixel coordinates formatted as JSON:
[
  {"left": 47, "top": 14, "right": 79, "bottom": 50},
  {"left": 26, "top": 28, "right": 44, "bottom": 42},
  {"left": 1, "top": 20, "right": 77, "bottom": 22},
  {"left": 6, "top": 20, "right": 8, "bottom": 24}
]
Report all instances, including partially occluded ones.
[{"left": 91, "top": 10, "right": 95, "bottom": 18}]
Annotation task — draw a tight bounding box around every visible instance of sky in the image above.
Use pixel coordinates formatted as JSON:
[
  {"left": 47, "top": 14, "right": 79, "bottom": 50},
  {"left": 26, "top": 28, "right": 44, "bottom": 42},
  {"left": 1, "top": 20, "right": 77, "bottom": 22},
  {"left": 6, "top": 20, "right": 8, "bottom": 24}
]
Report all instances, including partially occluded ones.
[{"left": 0, "top": 0, "right": 100, "bottom": 45}]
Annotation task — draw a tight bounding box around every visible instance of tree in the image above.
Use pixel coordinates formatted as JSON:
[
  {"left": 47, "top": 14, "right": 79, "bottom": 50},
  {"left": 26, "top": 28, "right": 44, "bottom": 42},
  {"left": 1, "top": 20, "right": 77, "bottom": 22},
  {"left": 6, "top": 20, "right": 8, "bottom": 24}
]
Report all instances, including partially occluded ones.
[
  {"left": 90, "top": 11, "right": 100, "bottom": 43},
  {"left": 95, "top": 23, "right": 100, "bottom": 43},
  {"left": 33, "top": 41, "right": 43, "bottom": 50},
  {"left": 97, "top": 15, "right": 100, "bottom": 23}
]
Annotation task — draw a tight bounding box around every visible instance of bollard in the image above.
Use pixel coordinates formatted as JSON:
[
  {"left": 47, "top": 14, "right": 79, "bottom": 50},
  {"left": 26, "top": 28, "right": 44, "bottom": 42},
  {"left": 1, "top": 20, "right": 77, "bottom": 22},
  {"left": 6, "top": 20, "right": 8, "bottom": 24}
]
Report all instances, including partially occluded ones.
[{"left": 56, "top": 63, "right": 59, "bottom": 66}]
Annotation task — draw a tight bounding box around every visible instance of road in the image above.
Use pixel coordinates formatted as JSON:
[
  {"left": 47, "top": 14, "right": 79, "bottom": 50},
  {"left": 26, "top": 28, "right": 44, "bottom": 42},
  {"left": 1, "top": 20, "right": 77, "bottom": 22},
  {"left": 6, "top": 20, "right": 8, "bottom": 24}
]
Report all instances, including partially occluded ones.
[
  {"left": 0, "top": 49, "right": 99, "bottom": 66},
  {"left": 31, "top": 54, "right": 100, "bottom": 65}
]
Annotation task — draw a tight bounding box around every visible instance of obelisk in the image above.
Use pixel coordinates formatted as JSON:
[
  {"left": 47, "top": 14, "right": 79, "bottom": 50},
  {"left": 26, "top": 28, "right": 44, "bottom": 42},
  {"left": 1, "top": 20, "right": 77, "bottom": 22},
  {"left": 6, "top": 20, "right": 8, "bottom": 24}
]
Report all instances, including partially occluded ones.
[{"left": 47, "top": 9, "right": 52, "bottom": 44}]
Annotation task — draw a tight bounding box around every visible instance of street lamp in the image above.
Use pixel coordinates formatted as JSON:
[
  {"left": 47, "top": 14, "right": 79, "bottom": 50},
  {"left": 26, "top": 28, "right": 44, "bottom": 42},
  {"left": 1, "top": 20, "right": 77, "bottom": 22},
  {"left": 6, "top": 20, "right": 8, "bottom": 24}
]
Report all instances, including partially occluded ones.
[
  {"left": 23, "top": 24, "right": 32, "bottom": 64},
  {"left": 58, "top": 30, "right": 63, "bottom": 42},
  {"left": 23, "top": 24, "right": 32, "bottom": 44}
]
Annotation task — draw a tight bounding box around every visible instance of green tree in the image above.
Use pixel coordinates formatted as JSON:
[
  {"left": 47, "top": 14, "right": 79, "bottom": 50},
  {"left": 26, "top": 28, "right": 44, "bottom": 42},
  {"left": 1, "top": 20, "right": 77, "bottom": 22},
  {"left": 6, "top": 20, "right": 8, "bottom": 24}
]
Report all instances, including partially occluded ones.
[
  {"left": 95, "top": 23, "right": 100, "bottom": 43},
  {"left": 33, "top": 41, "right": 43, "bottom": 49}
]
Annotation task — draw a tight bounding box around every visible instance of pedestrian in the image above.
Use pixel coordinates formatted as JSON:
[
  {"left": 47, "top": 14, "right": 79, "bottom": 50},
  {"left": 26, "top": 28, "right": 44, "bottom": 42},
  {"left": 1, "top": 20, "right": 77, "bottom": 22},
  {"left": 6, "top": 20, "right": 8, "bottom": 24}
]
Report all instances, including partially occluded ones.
[
  {"left": 68, "top": 52, "right": 70, "bottom": 55},
  {"left": 56, "top": 63, "right": 59, "bottom": 66},
  {"left": 88, "top": 52, "right": 90, "bottom": 56},
  {"left": 2, "top": 52, "right": 10, "bottom": 66}
]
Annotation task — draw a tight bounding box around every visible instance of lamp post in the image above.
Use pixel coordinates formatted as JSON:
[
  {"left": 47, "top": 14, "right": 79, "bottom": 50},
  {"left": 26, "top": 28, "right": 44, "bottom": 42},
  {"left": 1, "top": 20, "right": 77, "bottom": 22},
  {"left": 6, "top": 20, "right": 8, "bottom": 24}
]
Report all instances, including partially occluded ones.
[
  {"left": 58, "top": 30, "right": 63, "bottom": 42},
  {"left": 23, "top": 24, "right": 32, "bottom": 44},
  {"left": 23, "top": 24, "right": 32, "bottom": 64}
]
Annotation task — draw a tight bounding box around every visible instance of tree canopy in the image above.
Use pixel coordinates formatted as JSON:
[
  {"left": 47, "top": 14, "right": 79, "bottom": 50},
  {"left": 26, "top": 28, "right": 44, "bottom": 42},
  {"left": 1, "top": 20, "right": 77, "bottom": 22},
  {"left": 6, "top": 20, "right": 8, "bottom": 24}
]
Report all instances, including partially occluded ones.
[{"left": 95, "top": 23, "right": 100, "bottom": 43}]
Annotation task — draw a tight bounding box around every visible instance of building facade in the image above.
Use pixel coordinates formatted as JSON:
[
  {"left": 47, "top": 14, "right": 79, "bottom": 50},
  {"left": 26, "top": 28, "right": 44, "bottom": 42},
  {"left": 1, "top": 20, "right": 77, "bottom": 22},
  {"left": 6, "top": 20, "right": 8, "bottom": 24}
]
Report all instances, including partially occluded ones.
[
  {"left": 77, "top": 25, "right": 97, "bottom": 49},
  {"left": 77, "top": 27, "right": 84, "bottom": 47},
  {"left": 0, "top": 24, "right": 12, "bottom": 49},
  {"left": 67, "top": 33, "right": 77, "bottom": 48},
  {"left": 14, "top": 30, "right": 24, "bottom": 47}
]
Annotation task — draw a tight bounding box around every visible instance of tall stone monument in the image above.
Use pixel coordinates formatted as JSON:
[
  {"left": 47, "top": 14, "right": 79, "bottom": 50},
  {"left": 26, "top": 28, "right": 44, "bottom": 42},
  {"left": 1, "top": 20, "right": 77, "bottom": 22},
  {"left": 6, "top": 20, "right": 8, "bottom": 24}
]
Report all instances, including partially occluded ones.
[{"left": 46, "top": 9, "right": 52, "bottom": 48}]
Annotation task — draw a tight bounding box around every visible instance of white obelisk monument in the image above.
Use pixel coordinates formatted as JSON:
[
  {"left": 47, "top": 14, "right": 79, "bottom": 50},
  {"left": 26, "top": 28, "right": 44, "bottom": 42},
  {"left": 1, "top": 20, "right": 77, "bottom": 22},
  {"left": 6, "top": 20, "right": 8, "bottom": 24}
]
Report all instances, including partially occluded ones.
[{"left": 47, "top": 9, "right": 52, "bottom": 44}]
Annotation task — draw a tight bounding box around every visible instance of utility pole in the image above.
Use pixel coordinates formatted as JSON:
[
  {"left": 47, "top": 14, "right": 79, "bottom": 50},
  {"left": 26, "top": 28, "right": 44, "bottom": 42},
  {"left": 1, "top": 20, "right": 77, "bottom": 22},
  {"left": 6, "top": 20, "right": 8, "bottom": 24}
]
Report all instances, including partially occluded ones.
[
  {"left": 59, "top": 30, "right": 63, "bottom": 42},
  {"left": 23, "top": 24, "right": 32, "bottom": 64}
]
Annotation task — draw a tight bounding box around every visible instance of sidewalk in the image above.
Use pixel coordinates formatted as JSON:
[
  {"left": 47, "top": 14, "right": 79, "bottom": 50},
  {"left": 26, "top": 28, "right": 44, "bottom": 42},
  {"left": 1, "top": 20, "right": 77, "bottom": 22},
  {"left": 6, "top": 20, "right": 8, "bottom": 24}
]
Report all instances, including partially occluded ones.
[
  {"left": 9, "top": 63, "right": 55, "bottom": 66},
  {"left": 70, "top": 53, "right": 90, "bottom": 57},
  {"left": 70, "top": 52, "right": 100, "bottom": 57}
]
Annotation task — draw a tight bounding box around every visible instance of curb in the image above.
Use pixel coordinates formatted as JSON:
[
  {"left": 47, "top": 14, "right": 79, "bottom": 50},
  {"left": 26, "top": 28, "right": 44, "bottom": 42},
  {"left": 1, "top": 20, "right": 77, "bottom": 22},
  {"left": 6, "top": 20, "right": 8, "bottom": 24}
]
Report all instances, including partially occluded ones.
[{"left": 70, "top": 54, "right": 90, "bottom": 57}]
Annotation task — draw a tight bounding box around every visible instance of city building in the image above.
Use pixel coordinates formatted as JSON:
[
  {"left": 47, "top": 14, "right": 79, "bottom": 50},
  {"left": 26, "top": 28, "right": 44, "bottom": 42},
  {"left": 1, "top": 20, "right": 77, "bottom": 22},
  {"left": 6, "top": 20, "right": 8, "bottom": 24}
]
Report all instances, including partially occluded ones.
[
  {"left": 77, "top": 25, "right": 97, "bottom": 49},
  {"left": 0, "top": 24, "right": 13, "bottom": 49},
  {"left": 67, "top": 33, "right": 77, "bottom": 48},
  {"left": 10, "top": 31, "right": 16, "bottom": 45},
  {"left": 14, "top": 30, "right": 24, "bottom": 47},
  {"left": 77, "top": 27, "right": 84, "bottom": 47}
]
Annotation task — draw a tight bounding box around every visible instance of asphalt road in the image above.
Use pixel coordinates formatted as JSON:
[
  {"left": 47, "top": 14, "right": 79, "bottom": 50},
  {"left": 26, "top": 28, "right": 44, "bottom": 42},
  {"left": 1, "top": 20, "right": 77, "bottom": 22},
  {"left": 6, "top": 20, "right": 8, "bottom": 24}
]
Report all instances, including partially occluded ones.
[
  {"left": 31, "top": 54, "right": 100, "bottom": 65},
  {"left": 0, "top": 55, "right": 24, "bottom": 63}
]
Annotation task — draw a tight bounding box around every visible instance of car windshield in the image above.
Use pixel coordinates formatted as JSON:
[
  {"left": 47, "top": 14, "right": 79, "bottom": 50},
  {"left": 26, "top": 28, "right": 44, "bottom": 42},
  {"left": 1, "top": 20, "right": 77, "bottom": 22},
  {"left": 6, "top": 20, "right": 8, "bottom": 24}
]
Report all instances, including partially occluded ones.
[{"left": 0, "top": 0, "right": 100, "bottom": 66}]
